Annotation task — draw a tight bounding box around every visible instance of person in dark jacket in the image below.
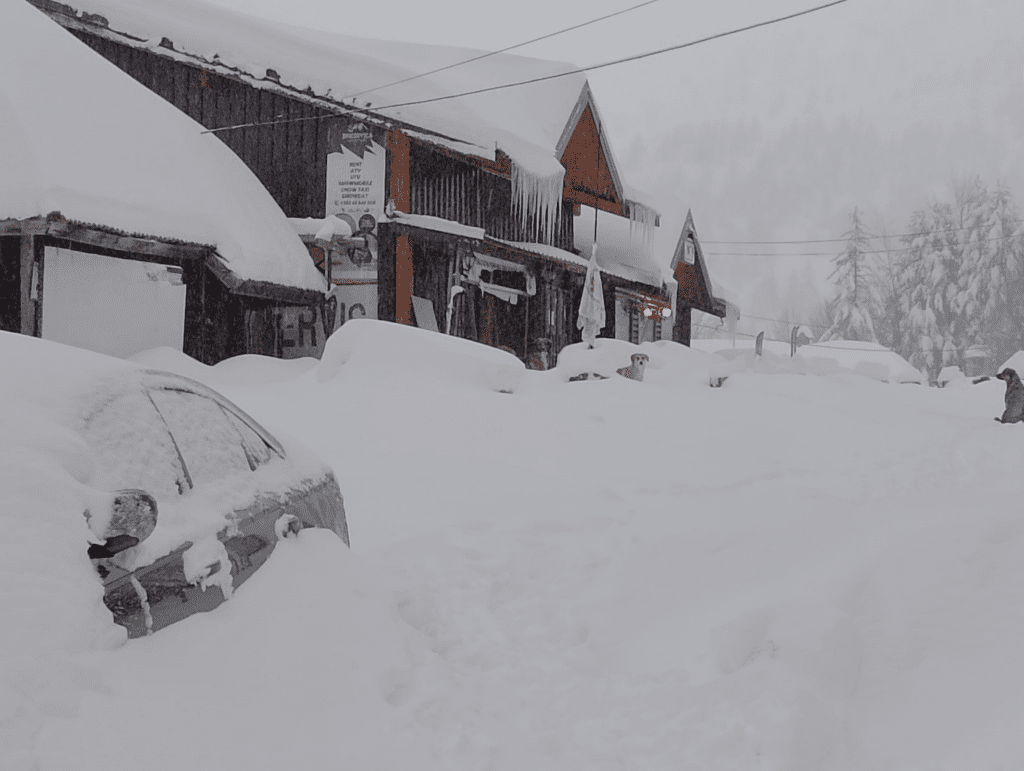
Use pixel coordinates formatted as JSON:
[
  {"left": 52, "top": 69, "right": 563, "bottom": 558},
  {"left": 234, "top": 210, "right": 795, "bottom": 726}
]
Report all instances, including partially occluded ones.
[{"left": 994, "top": 368, "right": 1024, "bottom": 423}]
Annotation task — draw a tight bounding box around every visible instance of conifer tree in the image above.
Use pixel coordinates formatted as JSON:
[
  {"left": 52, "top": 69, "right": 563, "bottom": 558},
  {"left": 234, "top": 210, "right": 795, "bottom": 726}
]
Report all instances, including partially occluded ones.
[{"left": 821, "top": 207, "right": 878, "bottom": 343}]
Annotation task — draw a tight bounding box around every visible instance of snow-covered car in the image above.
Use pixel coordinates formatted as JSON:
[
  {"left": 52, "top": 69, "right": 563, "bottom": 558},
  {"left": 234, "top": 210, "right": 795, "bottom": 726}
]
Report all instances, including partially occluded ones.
[{"left": 0, "top": 332, "right": 347, "bottom": 639}]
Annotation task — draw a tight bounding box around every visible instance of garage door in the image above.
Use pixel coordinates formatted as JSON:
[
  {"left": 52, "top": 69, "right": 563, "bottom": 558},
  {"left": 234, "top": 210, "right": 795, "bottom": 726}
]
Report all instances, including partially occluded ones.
[{"left": 41, "top": 246, "right": 186, "bottom": 358}]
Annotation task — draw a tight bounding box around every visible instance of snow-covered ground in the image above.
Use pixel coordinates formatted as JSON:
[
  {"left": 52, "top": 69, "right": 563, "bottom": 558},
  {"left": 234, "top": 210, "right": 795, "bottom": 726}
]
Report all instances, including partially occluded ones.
[{"left": 8, "top": 323, "right": 1024, "bottom": 770}]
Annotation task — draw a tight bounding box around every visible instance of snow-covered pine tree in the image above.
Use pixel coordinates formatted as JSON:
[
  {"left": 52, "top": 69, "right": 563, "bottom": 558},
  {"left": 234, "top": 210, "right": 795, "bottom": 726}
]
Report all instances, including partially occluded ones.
[
  {"left": 820, "top": 207, "right": 879, "bottom": 343},
  {"left": 898, "top": 177, "right": 991, "bottom": 379},
  {"left": 961, "top": 182, "right": 1024, "bottom": 367},
  {"left": 871, "top": 230, "right": 909, "bottom": 353},
  {"left": 899, "top": 204, "right": 959, "bottom": 378}
]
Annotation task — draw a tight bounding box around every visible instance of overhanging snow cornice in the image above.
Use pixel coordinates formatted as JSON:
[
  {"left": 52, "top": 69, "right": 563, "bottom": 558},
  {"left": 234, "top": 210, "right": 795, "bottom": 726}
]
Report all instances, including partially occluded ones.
[{"left": 30, "top": 0, "right": 489, "bottom": 154}]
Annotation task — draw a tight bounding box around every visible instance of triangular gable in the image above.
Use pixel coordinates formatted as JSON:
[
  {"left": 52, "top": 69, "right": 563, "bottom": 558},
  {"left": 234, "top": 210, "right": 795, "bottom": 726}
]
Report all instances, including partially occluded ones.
[
  {"left": 556, "top": 85, "right": 626, "bottom": 216},
  {"left": 670, "top": 209, "right": 721, "bottom": 316}
]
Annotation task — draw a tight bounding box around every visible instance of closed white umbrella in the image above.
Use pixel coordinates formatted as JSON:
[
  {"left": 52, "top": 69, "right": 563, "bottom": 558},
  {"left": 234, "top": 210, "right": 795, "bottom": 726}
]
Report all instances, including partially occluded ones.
[{"left": 577, "top": 242, "right": 606, "bottom": 349}]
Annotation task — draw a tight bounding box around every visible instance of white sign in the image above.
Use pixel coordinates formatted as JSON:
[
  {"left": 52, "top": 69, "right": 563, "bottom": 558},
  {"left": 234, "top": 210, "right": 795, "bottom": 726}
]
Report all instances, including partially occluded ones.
[
  {"left": 325, "top": 123, "right": 385, "bottom": 236},
  {"left": 325, "top": 123, "right": 385, "bottom": 294}
]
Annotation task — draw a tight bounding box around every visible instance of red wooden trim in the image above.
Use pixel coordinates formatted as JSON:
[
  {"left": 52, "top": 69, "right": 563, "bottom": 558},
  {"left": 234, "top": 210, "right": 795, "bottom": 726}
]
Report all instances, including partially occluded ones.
[
  {"left": 387, "top": 129, "right": 412, "bottom": 213},
  {"left": 561, "top": 188, "right": 626, "bottom": 217},
  {"left": 559, "top": 104, "right": 623, "bottom": 215}
]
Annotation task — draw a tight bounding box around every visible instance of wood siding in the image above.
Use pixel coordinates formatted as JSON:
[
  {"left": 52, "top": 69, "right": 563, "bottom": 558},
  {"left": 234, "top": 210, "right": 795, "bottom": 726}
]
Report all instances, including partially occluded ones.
[
  {"left": 559, "top": 105, "right": 623, "bottom": 216},
  {"left": 674, "top": 261, "right": 709, "bottom": 307},
  {"left": 0, "top": 236, "right": 20, "bottom": 332},
  {"left": 409, "top": 143, "right": 576, "bottom": 252}
]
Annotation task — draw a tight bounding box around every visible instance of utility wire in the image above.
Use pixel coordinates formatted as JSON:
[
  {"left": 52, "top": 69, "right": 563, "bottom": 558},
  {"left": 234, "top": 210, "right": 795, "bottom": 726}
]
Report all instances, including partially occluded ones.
[
  {"left": 704, "top": 220, "right": 1024, "bottom": 246},
  {"left": 705, "top": 230, "right": 1024, "bottom": 257},
  {"left": 203, "top": 0, "right": 850, "bottom": 135},
  {"left": 340, "top": 0, "right": 664, "bottom": 102}
]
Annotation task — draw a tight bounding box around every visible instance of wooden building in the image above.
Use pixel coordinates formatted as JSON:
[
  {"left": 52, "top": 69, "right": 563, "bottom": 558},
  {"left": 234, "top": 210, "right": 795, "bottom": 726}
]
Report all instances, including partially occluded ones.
[
  {"left": 668, "top": 210, "right": 732, "bottom": 345},
  {"left": 5, "top": 0, "right": 328, "bottom": 364},
  {"left": 29, "top": 0, "right": 673, "bottom": 367}
]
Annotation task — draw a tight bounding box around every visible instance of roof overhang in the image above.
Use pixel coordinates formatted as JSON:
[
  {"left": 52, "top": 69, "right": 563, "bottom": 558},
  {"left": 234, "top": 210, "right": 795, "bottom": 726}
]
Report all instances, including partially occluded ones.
[{"left": 2, "top": 213, "right": 324, "bottom": 305}]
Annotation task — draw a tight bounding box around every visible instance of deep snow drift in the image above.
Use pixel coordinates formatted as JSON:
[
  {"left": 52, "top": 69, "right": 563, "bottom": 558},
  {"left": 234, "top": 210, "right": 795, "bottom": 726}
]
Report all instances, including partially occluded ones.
[{"left": 7, "top": 323, "right": 1024, "bottom": 770}]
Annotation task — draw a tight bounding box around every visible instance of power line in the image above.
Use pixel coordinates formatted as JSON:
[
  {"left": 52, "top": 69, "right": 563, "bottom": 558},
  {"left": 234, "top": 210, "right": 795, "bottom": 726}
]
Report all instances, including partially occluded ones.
[
  {"left": 203, "top": 0, "right": 851, "bottom": 135},
  {"left": 704, "top": 220, "right": 1024, "bottom": 246},
  {"left": 341, "top": 0, "right": 664, "bottom": 102},
  {"left": 738, "top": 312, "right": 826, "bottom": 329},
  {"left": 705, "top": 230, "right": 1024, "bottom": 257}
]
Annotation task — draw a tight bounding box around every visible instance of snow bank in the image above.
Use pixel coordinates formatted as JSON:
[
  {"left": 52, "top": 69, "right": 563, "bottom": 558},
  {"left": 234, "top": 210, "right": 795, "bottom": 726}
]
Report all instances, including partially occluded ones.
[
  {"left": 0, "top": 334, "right": 136, "bottom": 767},
  {"left": 3, "top": 0, "right": 325, "bottom": 293},
  {"left": 938, "top": 365, "right": 968, "bottom": 387},
  {"left": 555, "top": 338, "right": 722, "bottom": 387},
  {"left": 36, "top": 530, "right": 436, "bottom": 770},
  {"left": 130, "top": 347, "right": 318, "bottom": 386},
  {"left": 317, "top": 319, "right": 526, "bottom": 393},
  {"left": 694, "top": 338, "right": 927, "bottom": 384},
  {"left": 13, "top": 321, "right": 1024, "bottom": 769}
]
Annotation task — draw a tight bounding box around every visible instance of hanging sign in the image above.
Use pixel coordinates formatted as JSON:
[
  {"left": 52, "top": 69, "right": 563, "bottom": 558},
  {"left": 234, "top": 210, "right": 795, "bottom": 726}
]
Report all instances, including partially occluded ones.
[{"left": 325, "top": 122, "right": 385, "bottom": 277}]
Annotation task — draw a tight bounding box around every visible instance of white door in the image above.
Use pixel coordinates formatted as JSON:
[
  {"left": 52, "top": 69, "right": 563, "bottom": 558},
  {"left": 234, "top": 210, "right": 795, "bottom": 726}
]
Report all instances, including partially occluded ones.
[{"left": 41, "top": 246, "right": 186, "bottom": 358}]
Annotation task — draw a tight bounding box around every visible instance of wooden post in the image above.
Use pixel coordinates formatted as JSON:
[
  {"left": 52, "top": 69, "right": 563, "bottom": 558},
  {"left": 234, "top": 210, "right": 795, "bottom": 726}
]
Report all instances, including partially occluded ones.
[
  {"left": 672, "top": 305, "right": 691, "bottom": 347},
  {"left": 395, "top": 235, "right": 413, "bottom": 325},
  {"left": 20, "top": 234, "right": 40, "bottom": 337},
  {"left": 387, "top": 129, "right": 413, "bottom": 325}
]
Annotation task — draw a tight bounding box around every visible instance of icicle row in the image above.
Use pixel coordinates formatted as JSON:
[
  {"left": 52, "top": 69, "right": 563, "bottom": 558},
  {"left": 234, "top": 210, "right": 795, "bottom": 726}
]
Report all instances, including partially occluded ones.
[
  {"left": 511, "top": 160, "right": 565, "bottom": 245},
  {"left": 627, "top": 200, "right": 658, "bottom": 244}
]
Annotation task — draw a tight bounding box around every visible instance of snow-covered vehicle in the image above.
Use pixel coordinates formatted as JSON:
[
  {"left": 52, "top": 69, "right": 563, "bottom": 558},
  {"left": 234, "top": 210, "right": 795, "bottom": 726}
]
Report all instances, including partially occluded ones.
[{"left": 0, "top": 331, "right": 347, "bottom": 639}]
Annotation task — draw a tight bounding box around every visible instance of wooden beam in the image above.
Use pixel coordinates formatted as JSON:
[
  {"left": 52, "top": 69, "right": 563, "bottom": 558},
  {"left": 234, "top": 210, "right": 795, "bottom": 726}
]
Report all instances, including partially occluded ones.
[
  {"left": 377, "top": 222, "right": 396, "bottom": 322},
  {"left": 560, "top": 188, "right": 626, "bottom": 217},
  {"left": 387, "top": 129, "right": 411, "bottom": 213},
  {"left": 20, "top": 235, "right": 37, "bottom": 336},
  {"left": 395, "top": 234, "right": 413, "bottom": 325},
  {"left": 44, "top": 218, "right": 215, "bottom": 262},
  {"left": 387, "top": 130, "right": 414, "bottom": 325}
]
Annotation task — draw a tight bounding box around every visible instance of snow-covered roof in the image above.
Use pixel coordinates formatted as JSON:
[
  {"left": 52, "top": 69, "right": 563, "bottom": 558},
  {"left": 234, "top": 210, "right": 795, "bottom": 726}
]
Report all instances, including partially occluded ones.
[
  {"left": 487, "top": 237, "right": 663, "bottom": 288},
  {"left": 573, "top": 207, "right": 667, "bottom": 288},
  {"left": 998, "top": 351, "right": 1024, "bottom": 373},
  {"left": 384, "top": 212, "right": 487, "bottom": 241},
  {"left": 3, "top": 0, "right": 327, "bottom": 295},
  {"left": 34, "top": 0, "right": 655, "bottom": 221}
]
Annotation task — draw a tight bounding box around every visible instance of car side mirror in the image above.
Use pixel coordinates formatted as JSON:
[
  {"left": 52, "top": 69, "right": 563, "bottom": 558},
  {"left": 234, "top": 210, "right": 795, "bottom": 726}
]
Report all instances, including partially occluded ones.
[
  {"left": 86, "top": 490, "right": 158, "bottom": 559},
  {"left": 88, "top": 533, "right": 140, "bottom": 559}
]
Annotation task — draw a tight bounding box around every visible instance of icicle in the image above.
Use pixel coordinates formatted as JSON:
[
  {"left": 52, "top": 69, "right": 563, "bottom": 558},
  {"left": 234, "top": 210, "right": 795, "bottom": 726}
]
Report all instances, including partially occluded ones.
[
  {"left": 627, "top": 200, "right": 658, "bottom": 245},
  {"left": 129, "top": 575, "right": 154, "bottom": 636},
  {"left": 511, "top": 159, "right": 564, "bottom": 245}
]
